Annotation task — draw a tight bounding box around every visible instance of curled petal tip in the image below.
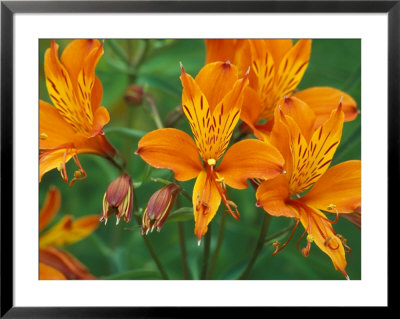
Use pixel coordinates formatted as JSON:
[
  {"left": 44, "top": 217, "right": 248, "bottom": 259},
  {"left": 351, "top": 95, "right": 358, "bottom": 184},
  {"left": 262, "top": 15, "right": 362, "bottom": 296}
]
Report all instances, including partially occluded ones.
[
  {"left": 179, "top": 61, "right": 185, "bottom": 72},
  {"left": 197, "top": 239, "right": 201, "bottom": 247},
  {"left": 255, "top": 201, "right": 262, "bottom": 208},
  {"left": 345, "top": 275, "right": 350, "bottom": 280}
]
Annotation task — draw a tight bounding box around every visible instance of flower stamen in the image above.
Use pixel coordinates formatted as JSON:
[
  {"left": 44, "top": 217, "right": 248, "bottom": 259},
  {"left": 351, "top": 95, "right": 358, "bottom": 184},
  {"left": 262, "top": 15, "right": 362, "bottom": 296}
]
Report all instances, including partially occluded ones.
[{"left": 272, "top": 218, "right": 300, "bottom": 256}]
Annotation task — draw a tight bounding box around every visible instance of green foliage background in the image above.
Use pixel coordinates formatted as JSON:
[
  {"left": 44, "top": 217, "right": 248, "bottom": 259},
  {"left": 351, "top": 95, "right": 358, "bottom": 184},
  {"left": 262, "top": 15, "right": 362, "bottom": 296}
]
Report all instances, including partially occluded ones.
[{"left": 39, "top": 39, "right": 361, "bottom": 280}]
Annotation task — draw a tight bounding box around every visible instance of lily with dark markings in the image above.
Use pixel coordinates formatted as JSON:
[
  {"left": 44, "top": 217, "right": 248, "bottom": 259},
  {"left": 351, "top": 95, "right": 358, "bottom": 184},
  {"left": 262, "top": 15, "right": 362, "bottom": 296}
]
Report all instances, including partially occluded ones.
[{"left": 137, "top": 61, "right": 285, "bottom": 244}]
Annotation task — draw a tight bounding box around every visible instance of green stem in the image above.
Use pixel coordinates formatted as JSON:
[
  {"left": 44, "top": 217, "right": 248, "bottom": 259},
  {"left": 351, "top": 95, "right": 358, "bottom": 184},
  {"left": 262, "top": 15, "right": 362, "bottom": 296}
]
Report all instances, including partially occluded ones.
[
  {"left": 104, "top": 126, "right": 147, "bottom": 139},
  {"left": 264, "top": 219, "right": 296, "bottom": 245},
  {"left": 144, "top": 93, "right": 164, "bottom": 129},
  {"left": 206, "top": 212, "right": 226, "bottom": 279},
  {"left": 238, "top": 213, "right": 272, "bottom": 280},
  {"left": 131, "top": 187, "right": 169, "bottom": 280},
  {"left": 178, "top": 222, "right": 190, "bottom": 280},
  {"left": 200, "top": 224, "right": 212, "bottom": 280}
]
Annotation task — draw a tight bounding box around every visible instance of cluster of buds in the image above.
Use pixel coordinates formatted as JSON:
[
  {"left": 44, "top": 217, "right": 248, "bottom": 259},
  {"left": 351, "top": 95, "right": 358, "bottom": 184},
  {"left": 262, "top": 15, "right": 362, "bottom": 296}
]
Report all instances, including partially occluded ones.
[
  {"left": 141, "top": 183, "right": 180, "bottom": 235},
  {"left": 100, "top": 173, "right": 133, "bottom": 225}
]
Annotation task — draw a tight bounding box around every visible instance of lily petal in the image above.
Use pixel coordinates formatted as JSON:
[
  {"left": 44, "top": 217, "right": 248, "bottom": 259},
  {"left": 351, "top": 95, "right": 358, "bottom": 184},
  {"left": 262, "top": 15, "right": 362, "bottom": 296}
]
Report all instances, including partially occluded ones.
[
  {"left": 137, "top": 128, "right": 202, "bottom": 181},
  {"left": 218, "top": 139, "right": 285, "bottom": 189},
  {"left": 39, "top": 186, "right": 61, "bottom": 232},
  {"left": 39, "top": 263, "right": 67, "bottom": 280},
  {"left": 275, "top": 39, "right": 312, "bottom": 99},
  {"left": 60, "top": 39, "right": 102, "bottom": 83},
  {"left": 39, "top": 100, "right": 78, "bottom": 149},
  {"left": 39, "top": 215, "right": 99, "bottom": 248},
  {"left": 295, "top": 202, "right": 347, "bottom": 277},
  {"left": 195, "top": 61, "right": 239, "bottom": 111},
  {"left": 45, "top": 41, "right": 93, "bottom": 136},
  {"left": 264, "top": 39, "right": 293, "bottom": 67},
  {"left": 256, "top": 175, "right": 297, "bottom": 218},
  {"left": 290, "top": 104, "right": 344, "bottom": 193},
  {"left": 39, "top": 247, "right": 96, "bottom": 280},
  {"left": 277, "top": 96, "right": 316, "bottom": 142},
  {"left": 300, "top": 160, "right": 361, "bottom": 213},
  {"left": 293, "top": 87, "right": 358, "bottom": 128},
  {"left": 192, "top": 170, "right": 221, "bottom": 242},
  {"left": 240, "top": 86, "right": 265, "bottom": 139}
]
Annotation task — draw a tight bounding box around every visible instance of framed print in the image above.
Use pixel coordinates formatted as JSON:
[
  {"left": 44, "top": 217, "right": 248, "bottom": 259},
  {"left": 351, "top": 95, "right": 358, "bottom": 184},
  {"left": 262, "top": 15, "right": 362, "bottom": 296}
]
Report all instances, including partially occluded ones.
[{"left": 1, "top": 0, "right": 395, "bottom": 316}]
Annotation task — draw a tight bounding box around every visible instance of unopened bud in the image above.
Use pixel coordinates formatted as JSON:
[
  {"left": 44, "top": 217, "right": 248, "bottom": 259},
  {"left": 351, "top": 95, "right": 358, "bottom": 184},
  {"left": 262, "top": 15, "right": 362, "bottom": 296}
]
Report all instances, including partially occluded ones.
[
  {"left": 100, "top": 173, "right": 133, "bottom": 225},
  {"left": 141, "top": 183, "right": 180, "bottom": 235},
  {"left": 124, "top": 85, "right": 144, "bottom": 107}
]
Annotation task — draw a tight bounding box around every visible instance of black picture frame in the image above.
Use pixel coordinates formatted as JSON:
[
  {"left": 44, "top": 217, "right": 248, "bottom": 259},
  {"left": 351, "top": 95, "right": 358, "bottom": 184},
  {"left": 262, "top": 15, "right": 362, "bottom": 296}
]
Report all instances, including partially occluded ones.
[{"left": 1, "top": 0, "right": 395, "bottom": 317}]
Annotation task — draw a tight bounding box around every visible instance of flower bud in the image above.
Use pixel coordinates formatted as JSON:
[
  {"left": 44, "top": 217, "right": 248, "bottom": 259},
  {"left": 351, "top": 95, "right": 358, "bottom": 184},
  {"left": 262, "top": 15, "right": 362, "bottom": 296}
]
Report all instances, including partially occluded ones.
[
  {"left": 100, "top": 173, "right": 133, "bottom": 225},
  {"left": 124, "top": 84, "right": 144, "bottom": 107},
  {"left": 141, "top": 183, "right": 180, "bottom": 235}
]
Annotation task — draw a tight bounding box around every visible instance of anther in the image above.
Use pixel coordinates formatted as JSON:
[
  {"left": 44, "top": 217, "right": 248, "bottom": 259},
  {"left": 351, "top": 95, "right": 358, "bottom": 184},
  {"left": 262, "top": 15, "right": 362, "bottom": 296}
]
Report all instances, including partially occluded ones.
[
  {"left": 74, "top": 170, "right": 83, "bottom": 179},
  {"left": 327, "top": 204, "right": 336, "bottom": 211},
  {"left": 39, "top": 133, "right": 48, "bottom": 140},
  {"left": 207, "top": 158, "right": 216, "bottom": 166}
]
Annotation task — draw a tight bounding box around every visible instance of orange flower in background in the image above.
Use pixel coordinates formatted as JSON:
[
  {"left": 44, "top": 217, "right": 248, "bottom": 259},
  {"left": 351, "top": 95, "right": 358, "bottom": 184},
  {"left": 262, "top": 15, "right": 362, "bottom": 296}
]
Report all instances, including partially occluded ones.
[
  {"left": 39, "top": 39, "right": 117, "bottom": 186},
  {"left": 205, "top": 39, "right": 358, "bottom": 139},
  {"left": 137, "top": 62, "right": 285, "bottom": 243},
  {"left": 255, "top": 98, "right": 361, "bottom": 278},
  {"left": 39, "top": 186, "right": 99, "bottom": 279}
]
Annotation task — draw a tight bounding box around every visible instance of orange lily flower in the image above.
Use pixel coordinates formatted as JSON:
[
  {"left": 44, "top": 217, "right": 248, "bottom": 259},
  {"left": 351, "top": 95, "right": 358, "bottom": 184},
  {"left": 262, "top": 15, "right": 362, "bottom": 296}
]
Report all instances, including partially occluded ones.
[
  {"left": 255, "top": 97, "right": 361, "bottom": 278},
  {"left": 205, "top": 39, "right": 358, "bottom": 139},
  {"left": 40, "top": 39, "right": 117, "bottom": 186},
  {"left": 137, "top": 62, "right": 285, "bottom": 243},
  {"left": 39, "top": 186, "right": 99, "bottom": 279}
]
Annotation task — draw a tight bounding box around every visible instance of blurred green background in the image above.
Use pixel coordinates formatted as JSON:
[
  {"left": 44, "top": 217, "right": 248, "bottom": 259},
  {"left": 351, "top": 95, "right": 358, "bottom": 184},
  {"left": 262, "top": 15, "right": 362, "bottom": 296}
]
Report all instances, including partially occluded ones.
[{"left": 39, "top": 39, "right": 361, "bottom": 280}]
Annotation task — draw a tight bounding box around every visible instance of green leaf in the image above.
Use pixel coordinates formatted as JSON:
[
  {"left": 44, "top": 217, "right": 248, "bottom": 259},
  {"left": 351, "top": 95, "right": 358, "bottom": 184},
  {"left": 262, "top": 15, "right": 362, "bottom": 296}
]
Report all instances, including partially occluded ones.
[
  {"left": 167, "top": 207, "right": 193, "bottom": 223},
  {"left": 101, "top": 269, "right": 162, "bottom": 280},
  {"left": 104, "top": 126, "right": 147, "bottom": 139}
]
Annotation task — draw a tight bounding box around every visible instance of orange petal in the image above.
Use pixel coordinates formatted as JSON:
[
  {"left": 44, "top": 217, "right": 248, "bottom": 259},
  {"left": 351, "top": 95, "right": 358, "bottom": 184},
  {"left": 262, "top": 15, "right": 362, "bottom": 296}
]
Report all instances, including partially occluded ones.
[
  {"left": 289, "top": 104, "right": 344, "bottom": 194},
  {"left": 180, "top": 65, "right": 213, "bottom": 157},
  {"left": 218, "top": 139, "right": 285, "bottom": 189},
  {"left": 296, "top": 202, "right": 347, "bottom": 277},
  {"left": 275, "top": 39, "right": 312, "bottom": 99},
  {"left": 192, "top": 170, "right": 221, "bottom": 242},
  {"left": 44, "top": 40, "right": 93, "bottom": 136},
  {"left": 195, "top": 61, "right": 239, "bottom": 111},
  {"left": 90, "top": 106, "right": 110, "bottom": 137},
  {"left": 39, "top": 186, "right": 61, "bottom": 232},
  {"left": 39, "top": 148, "right": 74, "bottom": 183},
  {"left": 208, "top": 74, "right": 249, "bottom": 160},
  {"left": 300, "top": 160, "right": 361, "bottom": 213},
  {"left": 39, "top": 215, "right": 99, "bottom": 248},
  {"left": 264, "top": 39, "right": 293, "bottom": 67},
  {"left": 91, "top": 76, "right": 103, "bottom": 110},
  {"left": 76, "top": 41, "right": 104, "bottom": 124},
  {"left": 39, "top": 100, "right": 77, "bottom": 149},
  {"left": 256, "top": 175, "right": 297, "bottom": 218},
  {"left": 240, "top": 86, "right": 264, "bottom": 136},
  {"left": 248, "top": 39, "right": 276, "bottom": 96},
  {"left": 277, "top": 96, "right": 316, "bottom": 142},
  {"left": 39, "top": 263, "right": 67, "bottom": 280},
  {"left": 60, "top": 39, "right": 102, "bottom": 84},
  {"left": 40, "top": 247, "right": 96, "bottom": 280},
  {"left": 204, "top": 39, "right": 248, "bottom": 68},
  {"left": 293, "top": 87, "right": 358, "bottom": 128},
  {"left": 136, "top": 128, "right": 202, "bottom": 181}
]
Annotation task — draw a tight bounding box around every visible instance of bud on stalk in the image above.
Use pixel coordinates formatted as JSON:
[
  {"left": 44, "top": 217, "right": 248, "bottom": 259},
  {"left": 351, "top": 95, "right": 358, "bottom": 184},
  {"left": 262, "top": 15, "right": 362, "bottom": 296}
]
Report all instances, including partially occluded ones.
[
  {"left": 142, "top": 183, "right": 181, "bottom": 235},
  {"left": 100, "top": 173, "right": 133, "bottom": 225}
]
